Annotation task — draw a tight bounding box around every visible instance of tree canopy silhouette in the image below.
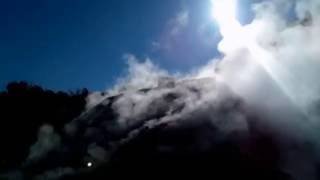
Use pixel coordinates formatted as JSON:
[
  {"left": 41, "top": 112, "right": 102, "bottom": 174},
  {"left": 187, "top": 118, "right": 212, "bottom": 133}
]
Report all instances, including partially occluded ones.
[{"left": 0, "top": 81, "right": 89, "bottom": 171}]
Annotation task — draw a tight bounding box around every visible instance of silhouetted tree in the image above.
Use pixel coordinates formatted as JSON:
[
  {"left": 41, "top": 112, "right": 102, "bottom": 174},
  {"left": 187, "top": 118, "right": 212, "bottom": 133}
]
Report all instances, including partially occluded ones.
[{"left": 0, "top": 81, "right": 89, "bottom": 171}]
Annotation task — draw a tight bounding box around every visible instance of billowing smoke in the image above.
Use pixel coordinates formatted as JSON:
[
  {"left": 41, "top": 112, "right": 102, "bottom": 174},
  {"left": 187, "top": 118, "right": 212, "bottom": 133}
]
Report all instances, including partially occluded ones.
[{"left": 3, "top": 0, "right": 320, "bottom": 179}]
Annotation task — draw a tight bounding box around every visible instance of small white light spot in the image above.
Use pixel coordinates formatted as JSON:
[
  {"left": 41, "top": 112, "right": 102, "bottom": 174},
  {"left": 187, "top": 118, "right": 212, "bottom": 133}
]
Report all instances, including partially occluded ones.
[{"left": 87, "top": 162, "right": 93, "bottom": 167}]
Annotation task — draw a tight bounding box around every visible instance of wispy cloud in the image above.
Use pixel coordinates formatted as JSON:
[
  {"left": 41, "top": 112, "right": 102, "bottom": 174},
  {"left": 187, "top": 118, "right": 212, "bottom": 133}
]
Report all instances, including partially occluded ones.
[
  {"left": 150, "top": 8, "right": 190, "bottom": 53},
  {"left": 169, "top": 9, "right": 189, "bottom": 36}
]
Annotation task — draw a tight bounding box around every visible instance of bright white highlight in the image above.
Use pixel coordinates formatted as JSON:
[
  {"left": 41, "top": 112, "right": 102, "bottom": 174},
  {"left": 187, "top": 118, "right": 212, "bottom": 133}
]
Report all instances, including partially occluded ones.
[
  {"left": 87, "top": 162, "right": 93, "bottom": 167},
  {"left": 211, "top": 0, "right": 311, "bottom": 114},
  {"left": 211, "top": 0, "right": 245, "bottom": 52},
  {"left": 212, "top": 0, "right": 237, "bottom": 26}
]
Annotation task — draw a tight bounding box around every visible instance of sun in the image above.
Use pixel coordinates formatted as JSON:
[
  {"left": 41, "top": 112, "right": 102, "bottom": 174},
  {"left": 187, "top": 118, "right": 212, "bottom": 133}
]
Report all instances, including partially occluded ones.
[
  {"left": 212, "top": 0, "right": 238, "bottom": 26},
  {"left": 210, "top": 0, "right": 245, "bottom": 51},
  {"left": 211, "top": 0, "right": 242, "bottom": 37}
]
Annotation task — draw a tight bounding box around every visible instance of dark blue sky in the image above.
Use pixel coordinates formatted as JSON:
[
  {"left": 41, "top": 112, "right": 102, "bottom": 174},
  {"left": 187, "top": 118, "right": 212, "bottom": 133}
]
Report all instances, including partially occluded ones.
[{"left": 0, "top": 0, "right": 255, "bottom": 91}]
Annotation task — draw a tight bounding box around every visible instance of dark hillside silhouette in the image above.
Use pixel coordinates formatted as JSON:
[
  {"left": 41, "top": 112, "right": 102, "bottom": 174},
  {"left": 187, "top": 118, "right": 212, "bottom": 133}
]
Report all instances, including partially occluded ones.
[{"left": 0, "top": 81, "right": 88, "bottom": 171}]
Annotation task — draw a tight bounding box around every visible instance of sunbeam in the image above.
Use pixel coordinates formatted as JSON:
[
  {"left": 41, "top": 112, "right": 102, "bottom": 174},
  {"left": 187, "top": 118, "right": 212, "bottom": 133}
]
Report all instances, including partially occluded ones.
[{"left": 211, "top": 0, "right": 311, "bottom": 115}]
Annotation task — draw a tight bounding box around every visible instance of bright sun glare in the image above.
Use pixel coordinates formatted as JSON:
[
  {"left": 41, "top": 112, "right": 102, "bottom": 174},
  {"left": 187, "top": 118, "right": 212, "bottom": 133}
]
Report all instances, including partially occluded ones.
[
  {"left": 211, "top": 0, "right": 243, "bottom": 37},
  {"left": 212, "top": 0, "right": 237, "bottom": 25},
  {"left": 211, "top": 0, "right": 302, "bottom": 110},
  {"left": 211, "top": 0, "right": 246, "bottom": 51}
]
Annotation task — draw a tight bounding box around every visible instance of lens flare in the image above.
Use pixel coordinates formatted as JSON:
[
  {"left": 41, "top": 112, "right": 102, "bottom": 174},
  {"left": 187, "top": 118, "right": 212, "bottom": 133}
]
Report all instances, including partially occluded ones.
[{"left": 87, "top": 162, "right": 93, "bottom": 167}]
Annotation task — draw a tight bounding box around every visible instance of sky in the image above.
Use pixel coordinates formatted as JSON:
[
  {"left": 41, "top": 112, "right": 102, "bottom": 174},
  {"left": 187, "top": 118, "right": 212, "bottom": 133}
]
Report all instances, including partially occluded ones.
[
  {"left": 0, "top": 0, "right": 256, "bottom": 91},
  {"left": 3, "top": 0, "right": 320, "bottom": 179}
]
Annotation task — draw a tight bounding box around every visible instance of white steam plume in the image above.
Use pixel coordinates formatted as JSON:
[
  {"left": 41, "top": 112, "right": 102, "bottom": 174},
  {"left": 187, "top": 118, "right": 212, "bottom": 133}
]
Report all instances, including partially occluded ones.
[
  {"left": 16, "top": 0, "right": 320, "bottom": 179},
  {"left": 211, "top": 0, "right": 320, "bottom": 117}
]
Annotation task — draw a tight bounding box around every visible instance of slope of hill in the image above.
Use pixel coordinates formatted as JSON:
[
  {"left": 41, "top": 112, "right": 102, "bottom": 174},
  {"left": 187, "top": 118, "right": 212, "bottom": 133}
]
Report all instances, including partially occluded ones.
[{"left": 2, "top": 78, "right": 295, "bottom": 179}]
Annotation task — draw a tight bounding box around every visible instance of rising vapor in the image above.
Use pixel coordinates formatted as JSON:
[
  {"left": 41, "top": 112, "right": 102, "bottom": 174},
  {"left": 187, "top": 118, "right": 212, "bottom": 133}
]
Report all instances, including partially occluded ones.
[{"left": 3, "top": 0, "right": 320, "bottom": 179}]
